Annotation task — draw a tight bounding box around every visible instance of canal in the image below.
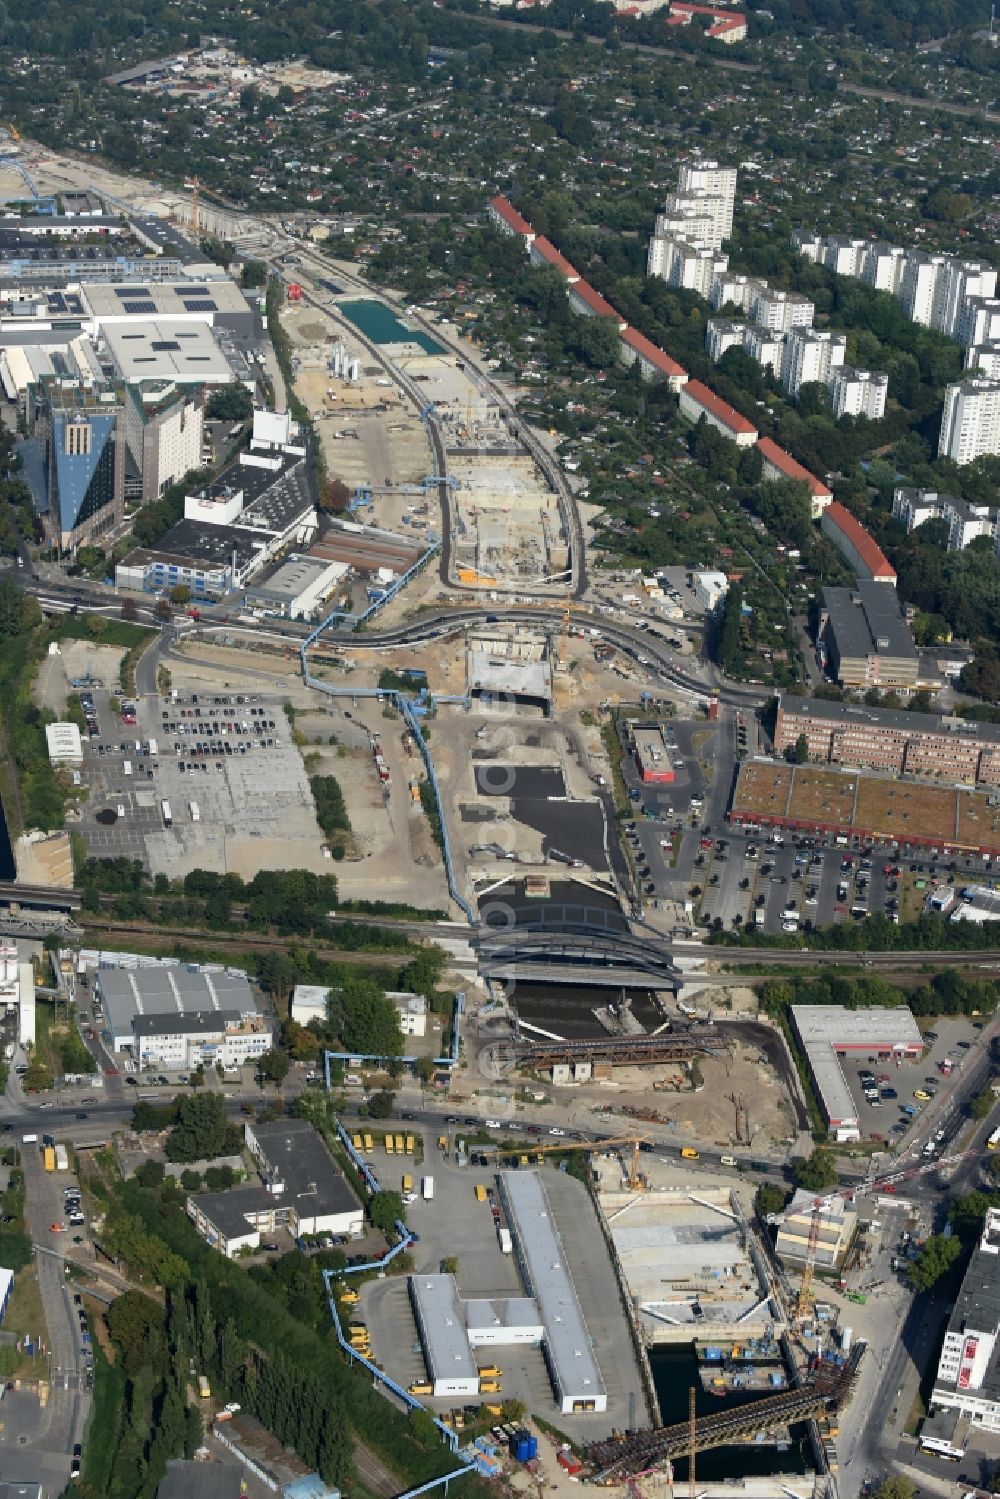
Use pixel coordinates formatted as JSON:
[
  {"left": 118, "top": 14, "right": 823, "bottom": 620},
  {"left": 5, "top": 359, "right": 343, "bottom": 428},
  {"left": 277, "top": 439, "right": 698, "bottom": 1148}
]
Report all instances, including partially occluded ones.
[
  {"left": 650, "top": 1346, "right": 808, "bottom": 1481},
  {"left": 338, "top": 299, "right": 444, "bottom": 355},
  {"left": 0, "top": 798, "right": 14, "bottom": 881}
]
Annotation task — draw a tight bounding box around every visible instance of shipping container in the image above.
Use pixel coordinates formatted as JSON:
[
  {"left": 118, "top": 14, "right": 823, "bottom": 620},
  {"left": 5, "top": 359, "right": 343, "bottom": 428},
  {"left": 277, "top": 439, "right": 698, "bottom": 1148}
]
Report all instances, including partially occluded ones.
[
  {"left": 54, "top": 1144, "right": 69, "bottom": 1171},
  {"left": 43, "top": 1146, "right": 56, "bottom": 1171}
]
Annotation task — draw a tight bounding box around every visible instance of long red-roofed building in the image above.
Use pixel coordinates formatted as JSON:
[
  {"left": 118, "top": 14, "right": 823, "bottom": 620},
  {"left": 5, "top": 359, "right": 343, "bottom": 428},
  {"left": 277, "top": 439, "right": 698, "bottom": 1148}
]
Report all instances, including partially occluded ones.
[
  {"left": 567, "top": 278, "right": 627, "bottom": 329},
  {"left": 820, "top": 501, "right": 896, "bottom": 584},
  {"left": 487, "top": 195, "right": 535, "bottom": 244},
  {"left": 679, "top": 378, "right": 758, "bottom": 447},
  {"left": 529, "top": 235, "right": 580, "bottom": 283},
  {"left": 757, "top": 436, "right": 832, "bottom": 520},
  {"left": 619, "top": 326, "right": 688, "bottom": 391}
]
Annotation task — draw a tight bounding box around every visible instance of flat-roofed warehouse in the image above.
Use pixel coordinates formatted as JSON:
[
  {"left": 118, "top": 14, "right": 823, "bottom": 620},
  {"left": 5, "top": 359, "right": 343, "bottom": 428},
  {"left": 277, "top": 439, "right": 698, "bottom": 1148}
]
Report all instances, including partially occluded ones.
[
  {"left": 791, "top": 1004, "right": 923, "bottom": 1142},
  {"left": 96, "top": 965, "right": 257, "bottom": 1051},
  {"left": 102, "top": 319, "right": 234, "bottom": 386},
  {"left": 81, "top": 279, "right": 255, "bottom": 336},
  {"left": 499, "top": 1170, "right": 607, "bottom": 1413},
  {"left": 409, "top": 1273, "right": 482, "bottom": 1398}
]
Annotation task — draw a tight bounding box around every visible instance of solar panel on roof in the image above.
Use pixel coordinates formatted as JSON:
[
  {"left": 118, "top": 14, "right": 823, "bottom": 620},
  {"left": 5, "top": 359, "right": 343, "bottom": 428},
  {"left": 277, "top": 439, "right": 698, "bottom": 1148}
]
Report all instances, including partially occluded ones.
[
  {"left": 176, "top": 286, "right": 208, "bottom": 295},
  {"left": 182, "top": 299, "right": 217, "bottom": 312},
  {"left": 123, "top": 300, "right": 157, "bottom": 314}
]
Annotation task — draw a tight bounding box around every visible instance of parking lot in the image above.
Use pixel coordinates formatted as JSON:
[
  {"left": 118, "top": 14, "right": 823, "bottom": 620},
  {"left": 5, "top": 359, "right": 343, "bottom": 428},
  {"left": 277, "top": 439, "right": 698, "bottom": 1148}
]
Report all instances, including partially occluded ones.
[
  {"left": 73, "top": 688, "right": 328, "bottom": 878},
  {"left": 358, "top": 1132, "right": 646, "bottom": 1438},
  {"left": 692, "top": 822, "right": 1000, "bottom": 937},
  {"left": 836, "top": 1014, "right": 985, "bottom": 1148}
]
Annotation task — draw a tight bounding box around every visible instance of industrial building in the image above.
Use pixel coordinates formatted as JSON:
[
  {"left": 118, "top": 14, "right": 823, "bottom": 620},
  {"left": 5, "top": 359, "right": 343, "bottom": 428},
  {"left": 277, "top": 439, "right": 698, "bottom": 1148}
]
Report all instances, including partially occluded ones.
[
  {"left": 927, "top": 1206, "right": 1000, "bottom": 1437},
  {"left": 409, "top": 1274, "right": 486, "bottom": 1398},
  {"left": 0, "top": 944, "right": 35, "bottom": 1047},
  {"left": 774, "top": 1189, "right": 856, "bottom": 1270},
  {"left": 593, "top": 1161, "right": 779, "bottom": 1346},
  {"left": 102, "top": 319, "right": 234, "bottom": 387},
  {"left": 630, "top": 726, "right": 676, "bottom": 784},
  {"left": 243, "top": 553, "right": 348, "bottom": 620},
  {"left": 81, "top": 278, "right": 255, "bottom": 336},
  {"left": 95, "top": 964, "right": 259, "bottom": 1051},
  {"left": 498, "top": 1170, "right": 607, "bottom": 1414},
  {"left": 211, "top": 1411, "right": 341, "bottom": 1498},
  {"left": 116, "top": 430, "right": 317, "bottom": 596},
  {"left": 409, "top": 1271, "right": 550, "bottom": 1397},
  {"left": 45, "top": 722, "right": 83, "bottom": 764},
  {"left": 817, "top": 582, "right": 919, "bottom": 693},
  {"left": 132, "top": 1009, "right": 273, "bottom": 1072},
  {"left": 773, "top": 693, "right": 1000, "bottom": 787},
  {"left": 791, "top": 1005, "right": 923, "bottom": 1142},
  {"left": 188, "top": 1119, "right": 363, "bottom": 1256}
]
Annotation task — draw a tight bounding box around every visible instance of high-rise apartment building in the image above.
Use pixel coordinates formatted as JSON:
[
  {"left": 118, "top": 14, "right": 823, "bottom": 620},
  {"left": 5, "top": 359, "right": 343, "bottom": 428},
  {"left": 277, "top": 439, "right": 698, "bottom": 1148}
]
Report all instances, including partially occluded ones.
[
  {"left": 829, "top": 366, "right": 888, "bottom": 420},
  {"left": 781, "top": 327, "right": 846, "bottom": 398},
  {"left": 938, "top": 378, "right": 1000, "bottom": 465},
  {"left": 932, "top": 259, "right": 997, "bottom": 340}
]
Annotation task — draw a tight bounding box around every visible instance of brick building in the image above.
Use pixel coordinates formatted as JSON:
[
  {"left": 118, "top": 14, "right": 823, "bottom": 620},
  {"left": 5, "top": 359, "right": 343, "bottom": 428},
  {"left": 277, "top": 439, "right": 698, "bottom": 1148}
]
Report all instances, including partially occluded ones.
[{"left": 773, "top": 694, "right": 1000, "bottom": 786}]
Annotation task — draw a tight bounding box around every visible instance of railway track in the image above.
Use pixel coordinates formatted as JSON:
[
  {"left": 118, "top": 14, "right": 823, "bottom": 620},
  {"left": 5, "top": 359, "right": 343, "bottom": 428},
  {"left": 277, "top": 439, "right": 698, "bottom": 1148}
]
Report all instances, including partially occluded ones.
[{"left": 583, "top": 1346, "right": 864, "bottom": 1482}]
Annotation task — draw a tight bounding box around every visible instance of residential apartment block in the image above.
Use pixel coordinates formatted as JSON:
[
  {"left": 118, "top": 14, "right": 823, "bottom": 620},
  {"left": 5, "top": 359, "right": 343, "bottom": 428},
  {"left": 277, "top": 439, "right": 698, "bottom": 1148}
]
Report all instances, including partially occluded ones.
[
  {"left": 820, "top": 501, "right": 896, "bottom": 583},
  {"left": 938, "top": 377, "right": 1000, "bottom": 465},
  {"left": 678, "top": 379, "right": 758, "bottom": 446},
  {"left": 892, "top": 486, "right": 998, "bottom": 552},
  {"left": 648, "top": 160, "right": 736, "bottom": 291},
  {"left": 967, "top": 340, "right": 1000, "bottom": 381},
  {"left": 773, "top": 694, "right": 1000, "bottom": 786},
  {"left": 781, "top": 327, "right": 846, "bottom": 398},
  {"left": 829, "top": 365, "right": 888, "bottom": 420},
  {"left": 757, "top": 437, "right": 832, "bottom": 519},
  {"left": 792, "top": 231, "right": 1000, "bottom": 350},
  {"left": 705, "top": 318, "right": 746, "bottom": 364},
  {"left": 647, "top": 235, "right": 729, "bottom": 296},
  {"left": 743, "top": 324, "right": 785, "bottom": 375},
  {"left": 748, "top": 284, "right": 814, "bottom": 333}
]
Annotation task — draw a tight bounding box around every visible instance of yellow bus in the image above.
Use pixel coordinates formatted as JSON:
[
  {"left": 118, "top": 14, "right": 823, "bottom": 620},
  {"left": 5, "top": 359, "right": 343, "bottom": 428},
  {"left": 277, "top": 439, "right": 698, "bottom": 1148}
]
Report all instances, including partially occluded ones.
[{"left": 474, "top": 1183, "right": 487, "bottom": 1203}]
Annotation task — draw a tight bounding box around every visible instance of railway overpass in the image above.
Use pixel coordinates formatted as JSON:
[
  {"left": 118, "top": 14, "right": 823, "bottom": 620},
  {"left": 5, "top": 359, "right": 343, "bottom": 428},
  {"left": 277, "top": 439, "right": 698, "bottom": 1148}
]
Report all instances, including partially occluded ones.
[
  {"left": 476, "top": 926, "right": 684, "bottom": 989},
  {"left": 583, "top": 1346, "right": 865, "bottom": 1482}
]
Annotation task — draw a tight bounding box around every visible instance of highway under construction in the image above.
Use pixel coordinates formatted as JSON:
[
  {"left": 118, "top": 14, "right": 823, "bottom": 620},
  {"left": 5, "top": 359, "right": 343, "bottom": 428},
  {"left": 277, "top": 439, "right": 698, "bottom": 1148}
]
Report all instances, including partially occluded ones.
[{"left": 582, "top": 1346, "right": 865, "bottom": 1483}]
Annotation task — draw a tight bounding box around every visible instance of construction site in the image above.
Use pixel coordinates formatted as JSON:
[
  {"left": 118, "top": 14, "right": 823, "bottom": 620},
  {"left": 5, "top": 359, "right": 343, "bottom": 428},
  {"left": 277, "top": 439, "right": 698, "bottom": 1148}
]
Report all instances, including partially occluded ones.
[{"left": 593, "top": 1157, "right": 780, "bottom": 1347}]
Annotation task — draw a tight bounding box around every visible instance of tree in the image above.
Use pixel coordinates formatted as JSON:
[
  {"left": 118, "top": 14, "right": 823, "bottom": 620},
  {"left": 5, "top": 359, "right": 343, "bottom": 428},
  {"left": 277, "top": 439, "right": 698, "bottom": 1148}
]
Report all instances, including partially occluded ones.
[
  {"left": 873, "top": 1480, "right": 915, "bottom": 1499},
  {"left": 121, "top": 596, "right": 139, "bottom": 621},
  {"left": 792, "top": 1149, "right": 838, "bottom": 1192},
  {"left": 369, "top": 1190, "right": 404, "bottom": 1234},
  {"left": 755, "top": 1182, "right": 789, "bottom": 1217},
  {"left": 240, "top": 259, "right": 268, "bottom": 289},
  {"left": 366, "top": 1089, "right": 395, "bottom": 1120},
  {"left": 258, "top": 1049, "right": 290, "bottom": 1088},
  {"left": 907, "top": 1232, "right": 961, "bottom": 1292},
  {"left": 165, "top": 1092, "right": 239, "bottom": 1163},
  {"left": 319, "top": 478, "right": 350, "bottom": 512},
  {"left": 791, "top": 733, "right": 809, "bottom": 764},
  {"left": 971, "top": 1087, "right": 995, "bottom": 1121},
  {"left": 155, "top": 599, "right": 172, "bottom": 622},
  {"left": 415, "top": 1056, "right": 435, "bottom": 1085},
  {"left": 169, "top": 585, "right": 191, "bottom": 605},
  {"left": 205, "top": 383, "right": 253, "bottom": 422}
]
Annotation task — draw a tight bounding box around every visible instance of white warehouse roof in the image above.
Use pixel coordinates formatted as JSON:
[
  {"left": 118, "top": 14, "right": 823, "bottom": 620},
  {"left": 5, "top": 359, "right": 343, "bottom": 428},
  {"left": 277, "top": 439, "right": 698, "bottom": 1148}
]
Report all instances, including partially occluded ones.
[
  {"left": 499, "top": 1170, "right": 607, "bottom": 1412},
  {"left": 791, "top": 1004, "right": 923, "bottom": 1130},
  {"left": 409, "top": 1274, "right": 479, "bottom": 1390},
  {"left": 45, "top": 721, "right": 82, "bottom": 762}
]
